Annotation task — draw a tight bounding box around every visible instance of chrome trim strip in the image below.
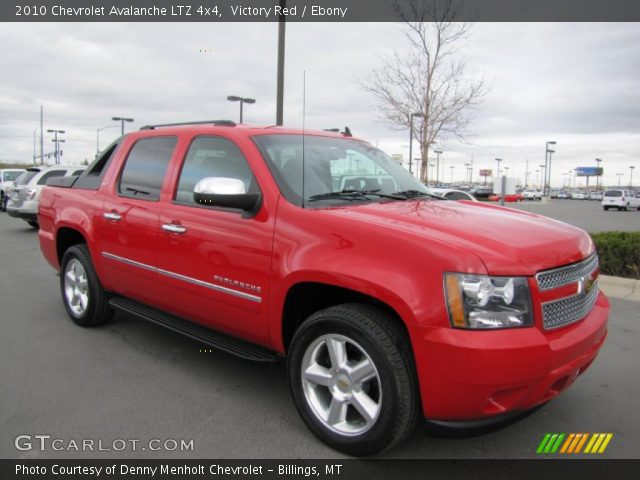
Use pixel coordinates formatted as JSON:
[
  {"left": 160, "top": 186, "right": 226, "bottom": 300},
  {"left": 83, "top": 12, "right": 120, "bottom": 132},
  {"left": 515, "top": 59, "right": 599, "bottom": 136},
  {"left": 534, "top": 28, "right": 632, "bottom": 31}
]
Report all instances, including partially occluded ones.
[
  {"left": 102, "top": 252, "right": 156, "bottom": 273},
  {"left": 157, "top": 268, "right": 261, "bottom": 303},
  {"left": 535, "top": 253, "right": 599, "bottom": 291},
  {"left": 101, "top": 251, "right": 261, "bottom": 303}
]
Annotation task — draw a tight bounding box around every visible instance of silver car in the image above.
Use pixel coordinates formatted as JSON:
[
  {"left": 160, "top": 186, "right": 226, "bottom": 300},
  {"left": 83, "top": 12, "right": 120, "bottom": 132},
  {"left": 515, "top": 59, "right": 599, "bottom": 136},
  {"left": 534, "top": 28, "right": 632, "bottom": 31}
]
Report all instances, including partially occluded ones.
[
  {"left": 0, "top": 168, "right": 25, "bottom": 211},
  {"left": 6, "top": 165, "right": 85, "bottom": 228}
]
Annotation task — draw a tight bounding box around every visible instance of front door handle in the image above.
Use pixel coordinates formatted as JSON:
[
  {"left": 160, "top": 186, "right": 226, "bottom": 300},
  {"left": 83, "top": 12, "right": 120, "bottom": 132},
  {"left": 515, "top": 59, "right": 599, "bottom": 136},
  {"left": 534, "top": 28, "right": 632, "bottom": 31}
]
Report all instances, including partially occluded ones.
[
  {"left": 103, "top": 211, "right": 122, "bottom": 221},
  {"left": 162, "top": 223, "right": 187, "bottom": 234}
]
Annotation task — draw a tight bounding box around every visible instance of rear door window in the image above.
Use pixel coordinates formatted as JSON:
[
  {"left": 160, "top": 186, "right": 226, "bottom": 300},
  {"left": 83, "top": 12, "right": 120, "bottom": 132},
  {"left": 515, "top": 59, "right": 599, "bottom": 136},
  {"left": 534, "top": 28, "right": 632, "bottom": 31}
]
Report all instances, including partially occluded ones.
[
  {"left": 16, "top": 171, "right": 39, "bottom": 186},
  {"left": 118, "top": 137, "right": 177, "bottom": 201},
  {"left": 37, "top": 170, "right": 67, "bottom": 185}
]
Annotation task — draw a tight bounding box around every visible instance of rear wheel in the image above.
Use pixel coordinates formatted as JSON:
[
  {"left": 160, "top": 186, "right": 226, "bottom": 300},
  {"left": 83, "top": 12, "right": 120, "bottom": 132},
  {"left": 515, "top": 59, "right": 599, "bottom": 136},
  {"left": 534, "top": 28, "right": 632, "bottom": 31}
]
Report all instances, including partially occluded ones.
[
  {"left": 60, "top": 245, "right": 112, "bottom": 327},
  {"left": 27, "top": 220, "right": 39, "bottom": 229},
  {"left": 603, "top": 206, "right": 609, "bottom": 211},
  {"left": 287, "top": 304, "right": 419, "bottom": 456}
]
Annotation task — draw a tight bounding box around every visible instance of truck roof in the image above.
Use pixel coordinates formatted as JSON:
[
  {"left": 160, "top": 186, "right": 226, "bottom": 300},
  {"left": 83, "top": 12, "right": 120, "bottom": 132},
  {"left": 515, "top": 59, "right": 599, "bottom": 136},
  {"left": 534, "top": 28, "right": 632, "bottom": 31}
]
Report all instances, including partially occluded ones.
[{"left": 137, "top": 120, "right": 356, "bottom": 140}]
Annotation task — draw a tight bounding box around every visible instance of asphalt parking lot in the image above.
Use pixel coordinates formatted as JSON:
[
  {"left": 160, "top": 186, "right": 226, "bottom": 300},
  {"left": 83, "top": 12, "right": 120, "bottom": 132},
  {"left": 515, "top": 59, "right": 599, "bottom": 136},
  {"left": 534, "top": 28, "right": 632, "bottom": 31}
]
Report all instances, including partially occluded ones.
[
  {"left": 509, "top": 198, "right": 640, "bottom": 232},
  {"left": 0, "top": 209, "right": 638, "bottom": 459}
]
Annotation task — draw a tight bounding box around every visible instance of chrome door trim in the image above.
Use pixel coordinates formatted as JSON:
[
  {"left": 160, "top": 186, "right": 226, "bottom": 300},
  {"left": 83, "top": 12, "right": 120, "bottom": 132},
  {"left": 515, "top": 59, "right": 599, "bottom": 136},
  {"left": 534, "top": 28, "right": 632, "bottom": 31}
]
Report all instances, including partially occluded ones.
[
  {"left": 101, "top": 251, "right": 261, "bottom": 303},
  {"left": 102, "top": 252, "right": 156, "bottom": 273}
]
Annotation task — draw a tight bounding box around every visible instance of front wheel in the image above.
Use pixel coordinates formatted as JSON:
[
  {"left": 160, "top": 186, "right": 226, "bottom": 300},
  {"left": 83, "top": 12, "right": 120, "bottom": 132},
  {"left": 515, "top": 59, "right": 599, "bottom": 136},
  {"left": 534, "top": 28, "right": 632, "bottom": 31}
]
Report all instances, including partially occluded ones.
[
  {"left": 287, "top": 304, "right": 419, "bottom": 456},
  {"left": 60, "top": 244, "right": 112, "bottom": 327}
]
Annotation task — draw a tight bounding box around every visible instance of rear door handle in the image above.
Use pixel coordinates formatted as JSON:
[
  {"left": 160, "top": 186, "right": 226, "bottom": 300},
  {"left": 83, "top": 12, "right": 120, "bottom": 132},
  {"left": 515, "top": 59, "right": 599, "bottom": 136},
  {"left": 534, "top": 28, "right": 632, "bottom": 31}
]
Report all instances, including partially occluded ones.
[
  {"left": 162, "top": 223, "right": 187, "bottom": 234},
  {"left": 103, "top": 212, "right": 122, "bottom": 221}
]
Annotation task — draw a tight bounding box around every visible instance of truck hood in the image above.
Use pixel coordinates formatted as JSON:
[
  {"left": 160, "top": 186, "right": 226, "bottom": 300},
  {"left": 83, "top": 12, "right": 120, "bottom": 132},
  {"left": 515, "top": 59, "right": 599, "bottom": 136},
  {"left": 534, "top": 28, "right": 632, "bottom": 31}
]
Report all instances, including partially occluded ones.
[{"left": 324, "top": 200, "right": 594, "bottom": 276}]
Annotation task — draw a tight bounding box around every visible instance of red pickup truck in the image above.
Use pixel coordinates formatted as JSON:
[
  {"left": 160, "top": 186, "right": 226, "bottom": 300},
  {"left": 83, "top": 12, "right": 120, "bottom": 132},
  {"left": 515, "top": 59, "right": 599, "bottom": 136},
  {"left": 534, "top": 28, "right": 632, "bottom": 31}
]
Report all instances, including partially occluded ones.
[{"left": 38, "top": 121, "right": 609, "bottom": 456}]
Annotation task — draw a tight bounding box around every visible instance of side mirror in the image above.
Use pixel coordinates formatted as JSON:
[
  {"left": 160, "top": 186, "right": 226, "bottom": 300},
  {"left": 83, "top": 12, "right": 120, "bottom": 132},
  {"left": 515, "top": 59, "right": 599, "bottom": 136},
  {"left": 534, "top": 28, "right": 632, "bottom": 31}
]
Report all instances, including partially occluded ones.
[{"left": 193, "top": 177, "right": 261, "bottom": 216}]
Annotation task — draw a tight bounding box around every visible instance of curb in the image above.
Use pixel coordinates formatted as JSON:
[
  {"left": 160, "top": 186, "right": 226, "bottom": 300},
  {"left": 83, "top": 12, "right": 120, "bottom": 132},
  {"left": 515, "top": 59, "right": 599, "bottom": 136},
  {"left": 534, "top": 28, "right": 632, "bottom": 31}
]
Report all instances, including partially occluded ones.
[{"left": 598, "top": 274, "right": 640, "bottom": 302}]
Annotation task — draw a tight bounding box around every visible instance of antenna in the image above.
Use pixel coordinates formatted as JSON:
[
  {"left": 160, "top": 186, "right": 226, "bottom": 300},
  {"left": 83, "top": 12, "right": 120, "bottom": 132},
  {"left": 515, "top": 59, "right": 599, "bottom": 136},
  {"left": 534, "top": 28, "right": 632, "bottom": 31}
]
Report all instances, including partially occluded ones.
[{"left": 301, "top": 70, "right": 306, "bottom": 209}]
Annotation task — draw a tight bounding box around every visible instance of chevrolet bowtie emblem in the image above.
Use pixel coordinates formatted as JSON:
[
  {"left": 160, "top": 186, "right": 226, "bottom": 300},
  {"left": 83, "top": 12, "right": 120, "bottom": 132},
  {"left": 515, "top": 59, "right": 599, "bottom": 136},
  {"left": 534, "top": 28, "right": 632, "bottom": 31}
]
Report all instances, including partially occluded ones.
[{"left": 577, "top": 275, "right": 596, "bottom": 295}]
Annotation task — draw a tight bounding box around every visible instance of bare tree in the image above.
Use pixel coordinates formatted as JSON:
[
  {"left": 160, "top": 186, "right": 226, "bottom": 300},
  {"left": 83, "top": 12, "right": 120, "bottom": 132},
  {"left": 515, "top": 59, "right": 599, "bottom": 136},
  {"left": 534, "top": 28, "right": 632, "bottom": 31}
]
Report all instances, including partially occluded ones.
[{"left": 361, "top": 0, "right": 486, "bottom": 183}]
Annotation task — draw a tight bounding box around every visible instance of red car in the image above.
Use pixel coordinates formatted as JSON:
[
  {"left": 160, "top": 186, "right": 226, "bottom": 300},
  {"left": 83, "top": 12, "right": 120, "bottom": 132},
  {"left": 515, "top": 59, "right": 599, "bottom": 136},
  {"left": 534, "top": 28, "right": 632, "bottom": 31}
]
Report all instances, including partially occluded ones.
[
  {"left": 38, "top": 121, "right": 608, "bottom": 456},
  {"left": 488, "top": 193, "right": 524, "bottom": 202}
]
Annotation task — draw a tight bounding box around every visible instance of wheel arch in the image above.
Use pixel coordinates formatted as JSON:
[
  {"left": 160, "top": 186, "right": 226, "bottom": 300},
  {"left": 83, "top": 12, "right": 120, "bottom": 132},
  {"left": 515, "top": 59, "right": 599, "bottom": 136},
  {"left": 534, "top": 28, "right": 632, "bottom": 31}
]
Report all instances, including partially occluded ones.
[
  {"left": 56, "top": 226, "right": 89, "bottom": 265},
  {"left": 278, "top": 281, "right": 413, "bottom": 354}
]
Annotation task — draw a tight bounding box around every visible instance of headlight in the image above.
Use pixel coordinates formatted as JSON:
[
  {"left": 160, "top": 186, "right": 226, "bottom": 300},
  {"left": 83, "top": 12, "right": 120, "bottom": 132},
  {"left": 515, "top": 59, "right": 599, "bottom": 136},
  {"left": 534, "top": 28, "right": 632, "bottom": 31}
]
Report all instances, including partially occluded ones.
[{"left": 444, "top": 273, "right": 533, "bottom": 329}]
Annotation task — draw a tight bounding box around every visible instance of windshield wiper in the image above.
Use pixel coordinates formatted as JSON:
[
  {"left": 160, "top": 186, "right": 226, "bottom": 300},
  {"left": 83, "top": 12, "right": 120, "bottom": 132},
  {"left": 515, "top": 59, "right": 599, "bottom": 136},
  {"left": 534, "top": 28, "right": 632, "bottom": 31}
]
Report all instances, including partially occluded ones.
[
  {"left": 392, "top": 189, "right": 444, "bottom": 200},
  {"left": 307, "top": 189, "right": 407, "bottom": 202},
  {"left": 125, "top": 187, "right": 150, "bottom": 196}
]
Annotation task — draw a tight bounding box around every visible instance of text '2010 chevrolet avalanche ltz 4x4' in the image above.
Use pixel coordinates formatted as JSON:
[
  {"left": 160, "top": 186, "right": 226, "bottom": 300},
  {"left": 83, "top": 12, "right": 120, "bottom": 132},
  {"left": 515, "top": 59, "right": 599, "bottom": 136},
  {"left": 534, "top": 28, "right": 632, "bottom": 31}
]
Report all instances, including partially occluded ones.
[{"left": 38, "top": 120, "right": 609, "bottom": 456}]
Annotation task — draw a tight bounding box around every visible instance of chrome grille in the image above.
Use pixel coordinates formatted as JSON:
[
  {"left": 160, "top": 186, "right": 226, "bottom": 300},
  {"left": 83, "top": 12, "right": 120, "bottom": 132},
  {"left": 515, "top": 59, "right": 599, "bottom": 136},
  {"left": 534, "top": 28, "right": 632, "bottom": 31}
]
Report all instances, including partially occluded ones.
[
  {"left": 536, "top": 254, "right": 599, "bottom": 291},
  {"left": 542, "top": 280, "right": 599, "bottom": 330}
]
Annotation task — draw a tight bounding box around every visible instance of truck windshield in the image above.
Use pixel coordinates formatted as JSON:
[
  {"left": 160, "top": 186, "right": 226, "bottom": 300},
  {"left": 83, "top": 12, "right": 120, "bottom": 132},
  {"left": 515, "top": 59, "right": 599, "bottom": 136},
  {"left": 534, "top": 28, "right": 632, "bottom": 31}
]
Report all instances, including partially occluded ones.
[{"left": 253, "top": 134, "right": 429, "bottom": 207}]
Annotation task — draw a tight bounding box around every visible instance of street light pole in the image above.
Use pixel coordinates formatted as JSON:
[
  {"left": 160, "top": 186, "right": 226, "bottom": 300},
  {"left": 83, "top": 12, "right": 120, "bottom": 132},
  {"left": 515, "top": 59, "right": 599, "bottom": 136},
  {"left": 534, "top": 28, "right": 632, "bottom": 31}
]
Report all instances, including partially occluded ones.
[
  {"left": 97, "top": 124, "right": 120, "bottom": 157},
  {"left": 47, "top": 129, "right": 65, "bottom": 165},
  {"left": 544, "top": 140, "right": 557, "bottom": 196},
  {"left": 32, "top": 127, "right": 41, "bottom": 166},
  {"left": 434, "top": 150, "right": 443, "bottom": 186},
  {"left": 595, "top": 158, "right": 602, "bottom": 191},
  {"left": 547, "top": 150, "right": 555, "bottom": 191},
  {"left": 112, "top": 116, "right": 134, "bottom": 136},
  {"left": 617, "top": 173, "right": 623, "bottom": 187},
  {"left": 539, "top": 164, "right": 546, "bottom": 190},
  {"left": 408, "top": 113, "right": 423, "bottom": 178},
  {"left": 631, "top": 166, "right": 636, "bottom": 188},
  {"left": 450, "top": 165, "right": 455, "bottom": 184},
  {"left": 276, "top": 0, "right": 286, "bottom": 126},
  {"left": 495, "top": 158, "right": 502, "bottom": 179},
  {"left": 227, "top": 96, "right": 256, "bottom": 123}
]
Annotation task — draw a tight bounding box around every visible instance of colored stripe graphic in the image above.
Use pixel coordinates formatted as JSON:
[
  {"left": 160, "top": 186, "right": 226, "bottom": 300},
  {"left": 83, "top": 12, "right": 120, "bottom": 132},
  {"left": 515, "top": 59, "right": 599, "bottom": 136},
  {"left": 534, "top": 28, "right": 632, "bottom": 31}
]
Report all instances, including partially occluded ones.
[
  {"left": 537, "top": 433, "right": 565, "bottom": 454},
  {"left": 560, "top": 433, "right": 575, "bottom": 453},
  {"left": 585, "top": 433, "right": 613, "bottom": 454},
  {"left": 574, "top": 433, "right": 589, "bottom": 453},
  {"left": 537, "top": 433, "right": 552, "bottom": 453},
  {"left": 538, "top": 433, "right": 613, "bottom": 454}
]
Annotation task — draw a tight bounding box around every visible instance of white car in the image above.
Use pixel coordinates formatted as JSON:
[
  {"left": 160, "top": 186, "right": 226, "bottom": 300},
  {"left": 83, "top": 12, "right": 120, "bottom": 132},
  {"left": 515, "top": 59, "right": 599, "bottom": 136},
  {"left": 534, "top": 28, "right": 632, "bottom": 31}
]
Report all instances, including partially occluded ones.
[
  {"left": 588, "top": 191, "right": 603, "bottom": 201},
  {"left": 6, "top": 165, "right": 85, "bottom": 227},
  {"left": 601, "top": 189, "right": 640, "bottom": 211},
  {"left": 425, "top": 187, "right": 477, "bottom": 201},
  {"left": 571, "top": 190, "right": 588, "bottom": 200},
  {"left": 522, "top": 189, "right": 542, "bottom": 200},
  {"left": 0, "top": 168, "right": 25, "bottom": 211}
]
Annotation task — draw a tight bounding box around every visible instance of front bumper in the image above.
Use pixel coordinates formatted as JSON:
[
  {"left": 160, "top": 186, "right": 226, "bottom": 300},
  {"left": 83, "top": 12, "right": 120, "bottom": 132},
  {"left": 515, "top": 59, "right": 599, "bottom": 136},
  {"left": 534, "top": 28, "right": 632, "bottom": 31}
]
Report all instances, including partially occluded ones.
[{"left": 413, "top": 291, "right": 609, "bottom": 420}]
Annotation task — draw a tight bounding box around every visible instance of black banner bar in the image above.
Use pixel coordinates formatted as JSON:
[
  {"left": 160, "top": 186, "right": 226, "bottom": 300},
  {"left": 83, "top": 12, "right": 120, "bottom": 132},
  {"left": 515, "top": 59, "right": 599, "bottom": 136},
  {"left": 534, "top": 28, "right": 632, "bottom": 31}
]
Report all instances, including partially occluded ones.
[
  {"left": 3, "top": 0, "right": 640, "bottom": 22},
  {"left": 2, "top": 459, "right": 639, "bottom": 480}
]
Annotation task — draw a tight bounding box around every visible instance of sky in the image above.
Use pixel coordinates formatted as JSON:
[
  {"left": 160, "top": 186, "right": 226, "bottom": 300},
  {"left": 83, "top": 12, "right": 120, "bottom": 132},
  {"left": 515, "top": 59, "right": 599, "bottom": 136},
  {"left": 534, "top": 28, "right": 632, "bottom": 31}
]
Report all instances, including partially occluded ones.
[{"left": 0, "top": 22, "right": 639, "bottom": 188}]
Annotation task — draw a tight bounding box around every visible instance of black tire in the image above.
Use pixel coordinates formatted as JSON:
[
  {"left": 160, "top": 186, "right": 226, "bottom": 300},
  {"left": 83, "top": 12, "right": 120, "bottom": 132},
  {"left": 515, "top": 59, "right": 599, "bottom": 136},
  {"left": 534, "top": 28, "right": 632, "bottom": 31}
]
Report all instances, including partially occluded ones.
[
  {"left": 27, "top": 220, "right": 39, "bottom": 229},
  {"left": 287, "top": 303, "right": 419, "bottom": 456},
  {"left": 60, "top": 244, "right": 112, "bottom": 327},
  {"left": 603, "top": 206, "right": 609, "bottom": 211}
]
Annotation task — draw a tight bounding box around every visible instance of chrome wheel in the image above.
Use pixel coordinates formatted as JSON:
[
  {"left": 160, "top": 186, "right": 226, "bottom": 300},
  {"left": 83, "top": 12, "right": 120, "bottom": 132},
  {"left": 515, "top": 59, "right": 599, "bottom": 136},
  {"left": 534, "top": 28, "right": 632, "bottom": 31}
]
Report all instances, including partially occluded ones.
[
  {"left": 64, "top": 258, "right": 89, "bottom": 317},
  {"left": 301, "top": 333, "right": 382, "bottom": 436}
]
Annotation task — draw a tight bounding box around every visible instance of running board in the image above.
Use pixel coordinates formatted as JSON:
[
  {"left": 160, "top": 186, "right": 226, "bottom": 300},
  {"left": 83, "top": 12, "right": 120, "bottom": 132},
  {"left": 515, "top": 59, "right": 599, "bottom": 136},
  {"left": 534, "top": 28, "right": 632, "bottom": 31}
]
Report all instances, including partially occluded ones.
[{"left": 109, "top": 297, "right": 280, "bottom": 363}]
